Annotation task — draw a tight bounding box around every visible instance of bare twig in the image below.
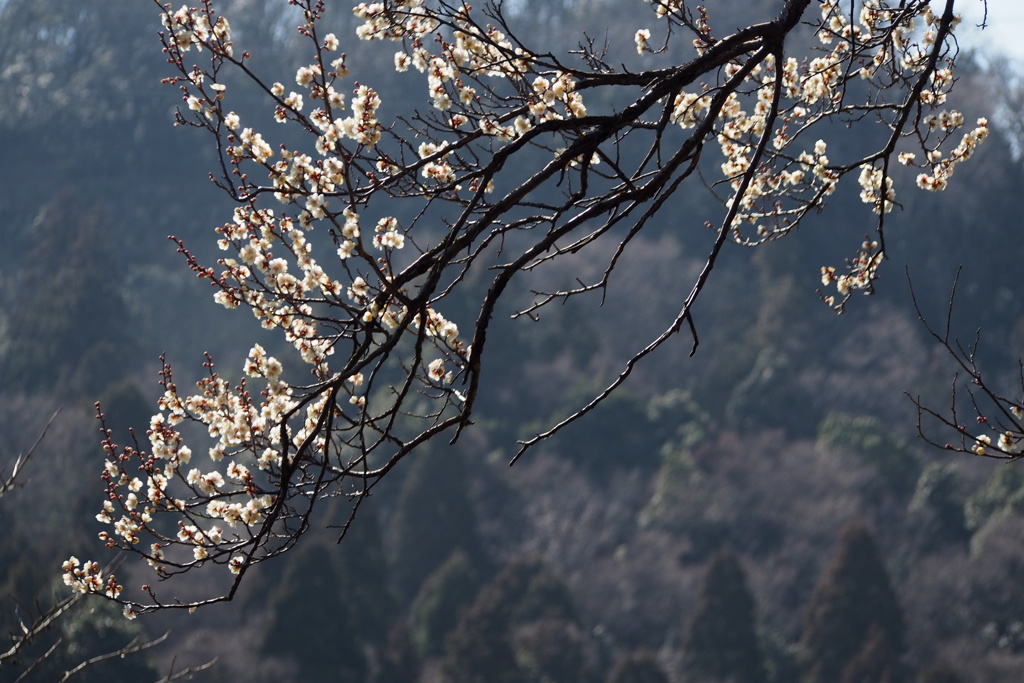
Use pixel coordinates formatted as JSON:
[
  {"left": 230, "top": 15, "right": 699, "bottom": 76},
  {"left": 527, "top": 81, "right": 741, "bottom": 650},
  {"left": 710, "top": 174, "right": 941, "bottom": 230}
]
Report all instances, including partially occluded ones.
[
  {"left": 907, "top": 268, "right": 1024, "bottom": 460},
  {"left": 0, "top": 409, "right": 60, "bottom": 499}
]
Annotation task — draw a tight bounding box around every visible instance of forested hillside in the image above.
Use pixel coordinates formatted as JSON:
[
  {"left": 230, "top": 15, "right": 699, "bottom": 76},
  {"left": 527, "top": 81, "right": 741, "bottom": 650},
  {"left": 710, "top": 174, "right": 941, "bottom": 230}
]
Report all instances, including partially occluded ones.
[{"left": 2, "top": 1, "right": 1024, "bottom": 681}]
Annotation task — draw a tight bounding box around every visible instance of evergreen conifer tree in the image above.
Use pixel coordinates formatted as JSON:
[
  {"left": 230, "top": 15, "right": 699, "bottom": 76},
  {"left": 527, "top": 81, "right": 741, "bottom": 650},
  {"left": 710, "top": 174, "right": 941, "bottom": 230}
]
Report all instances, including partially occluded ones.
[
  {"left": 908, "top": 462, "right": 969, "bottom": 550},
  {"left": 838, "top": 625, "right": 902, "bottom": 683},
  {"left": 409, "top": 548, "right": 482, "bottom": 657},
  {"left": 260, "top": 542, "right": 366, "bottom": 682},
  {"left": 442, "top": 596, "right": 527, "bottom": 683},
  {"left": 441, "top": 556, "right": 577, "bottom": 683},
  {"left": 373, "top": 620, "right": 421, "bottom": 683},
  {"left": 799, "top": 521, "right": 905, "bottom": 683},
  {"left": 391, "top": 449, "right": 486, "bottom": 601},
  {"left": 681, "top": 545, "right": 765, "bottom": 683},
  {"left": 327, "top": 499, "right": 395, "bottom": 643},
  {"left": 0, "top": 190, "right": 134, "bottom": 397},
  {"left": 513, "top": 615, "right": 588, "bottom": 683},
  {"left": 916, "top": 661, "right": 965, "bottom": 683},
  {"left": 606, "top": 649, "right": 670, "bottom": 683}
]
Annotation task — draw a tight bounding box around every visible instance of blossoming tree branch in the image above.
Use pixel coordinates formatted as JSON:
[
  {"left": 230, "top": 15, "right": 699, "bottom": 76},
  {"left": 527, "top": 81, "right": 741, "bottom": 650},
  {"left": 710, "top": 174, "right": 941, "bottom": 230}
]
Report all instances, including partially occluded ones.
[
  {"left": 909, "top": 269, "right": 1024, "bottom": 462},
  {"left": 64, "top": 0, "right": 989, "bottom": 617}
]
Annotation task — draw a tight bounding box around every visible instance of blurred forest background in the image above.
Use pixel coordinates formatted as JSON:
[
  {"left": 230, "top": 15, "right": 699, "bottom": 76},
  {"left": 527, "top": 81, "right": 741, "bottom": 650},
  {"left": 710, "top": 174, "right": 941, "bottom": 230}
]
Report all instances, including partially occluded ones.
[{"left": 3, "top": 1, "right": 1024, "bottom": 681}]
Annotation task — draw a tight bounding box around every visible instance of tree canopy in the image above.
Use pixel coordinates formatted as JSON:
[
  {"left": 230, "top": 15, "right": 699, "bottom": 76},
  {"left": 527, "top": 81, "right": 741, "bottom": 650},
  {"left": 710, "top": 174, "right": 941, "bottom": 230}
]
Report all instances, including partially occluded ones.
[{"left": 51, "top": 0, "right": 998, "bottom": 621}]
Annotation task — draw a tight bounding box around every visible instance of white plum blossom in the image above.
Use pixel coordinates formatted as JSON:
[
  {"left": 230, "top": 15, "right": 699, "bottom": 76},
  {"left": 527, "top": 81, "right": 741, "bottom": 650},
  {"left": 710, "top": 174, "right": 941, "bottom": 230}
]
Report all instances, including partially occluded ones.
[{"left": 635, "top": 29, "right": 652, "bottom": 54}]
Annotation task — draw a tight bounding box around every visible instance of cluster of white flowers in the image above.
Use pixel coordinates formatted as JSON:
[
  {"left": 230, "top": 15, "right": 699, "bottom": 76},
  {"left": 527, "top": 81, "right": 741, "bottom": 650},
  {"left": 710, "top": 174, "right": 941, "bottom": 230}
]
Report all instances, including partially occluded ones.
[
  {"left": 354, "top": 1, "right": 440, "bottom": 41},
  {"left": 965, "top": 410, "right": 1024, "bottom": 458},
  {"left": 70, "top": 1, "right": 483, "bottom": 612},
  {"left": 915, "top": 117, "right": 989, "bottom": 192},
  {"left": 642, "top": 0, "right": 683, "bottom": 20},
  {"left": 81, "top": 349, "right": 293, "bottom": 572},
  {"left": 62, "top": 557, "right": 121, "bottom": 599},
  {"left": 819, "top": 238, "right": 883, "bottom": 302},
  {"left": 414, "top": 306, "right": 461, "bottom": 346},
  {"left": 161, "top": 5, "right": 232, "bottom": 56},
  {"left": 638, "top": 0, "right": 986, "bottom": 307},
  {"left": 530, "top": 72, "right": 586, "bottom": 120},
  {"left": 634, "top": 29, "right": 652, "bottom": 55},
  {"left": 359, "top": 0, "right": 586, "bottom": 146},
  {"left": 857, "top": 165, "right": 896, "bottom": 215}
]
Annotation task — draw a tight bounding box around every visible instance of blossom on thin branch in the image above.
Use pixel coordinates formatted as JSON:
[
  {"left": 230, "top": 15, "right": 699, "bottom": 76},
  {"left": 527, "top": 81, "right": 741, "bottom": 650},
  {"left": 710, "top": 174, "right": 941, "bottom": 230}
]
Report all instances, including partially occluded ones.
[
  {"left": 71, "top": 0, "right": 988, "bottom": 616},
  {"left": 909, "top": 269, "right": 1024, "bottom": 462}
]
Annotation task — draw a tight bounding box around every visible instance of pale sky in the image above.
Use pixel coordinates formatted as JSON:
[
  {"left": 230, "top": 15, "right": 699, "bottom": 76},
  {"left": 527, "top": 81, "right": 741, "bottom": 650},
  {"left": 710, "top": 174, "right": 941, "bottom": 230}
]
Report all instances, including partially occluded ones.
[{"left": 957, "top": 0, "right": 1024, "bottom": 60}]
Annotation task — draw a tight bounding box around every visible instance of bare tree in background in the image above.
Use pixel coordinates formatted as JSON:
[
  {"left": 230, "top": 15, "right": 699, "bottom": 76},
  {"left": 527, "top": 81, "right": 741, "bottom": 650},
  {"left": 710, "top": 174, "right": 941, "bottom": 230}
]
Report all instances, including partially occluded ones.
[{"left": 65, "top": 0, "right": 991, "bottom": 616}]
